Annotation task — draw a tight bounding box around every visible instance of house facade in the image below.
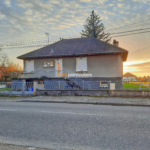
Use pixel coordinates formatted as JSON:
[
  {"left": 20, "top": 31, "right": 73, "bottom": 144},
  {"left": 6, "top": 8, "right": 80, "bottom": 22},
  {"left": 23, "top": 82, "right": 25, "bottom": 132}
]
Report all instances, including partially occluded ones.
[{"left": 14, "top": 37, "right": 128, "bottom": 90}]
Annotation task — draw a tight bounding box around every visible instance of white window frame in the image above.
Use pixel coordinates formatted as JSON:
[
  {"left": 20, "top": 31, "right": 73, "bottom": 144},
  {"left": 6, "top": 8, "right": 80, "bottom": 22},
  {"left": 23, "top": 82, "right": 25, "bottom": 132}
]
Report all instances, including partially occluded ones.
[{"left": 76, "top": 57, "right": 88, "bottom": 72}]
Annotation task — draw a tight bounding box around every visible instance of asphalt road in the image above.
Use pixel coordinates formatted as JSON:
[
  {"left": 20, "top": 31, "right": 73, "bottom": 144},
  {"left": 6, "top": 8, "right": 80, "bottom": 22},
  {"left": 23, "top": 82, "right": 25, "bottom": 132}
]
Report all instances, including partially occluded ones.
[{"left": 0, "top": 102, "right": 150, "bottom": 150}]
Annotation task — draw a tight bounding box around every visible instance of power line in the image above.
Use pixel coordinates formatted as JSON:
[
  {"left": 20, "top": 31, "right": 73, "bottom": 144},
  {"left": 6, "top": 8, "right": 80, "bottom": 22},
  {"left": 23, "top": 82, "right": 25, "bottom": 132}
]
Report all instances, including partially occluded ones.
[
  {"left": 105, "top": 18, "right": 150, "bottom": 31},
  {"left": 111, "top": 30, "right": 150, "bottom": 38},
  {"left": 130, "top": 45, "right": 150, "bottom": 54},
  {"left": 0, "top": 36, "right": 81, "bottom": 50},
  {"left": 110, "top": 28, "right": 150, "bottom": 35}
]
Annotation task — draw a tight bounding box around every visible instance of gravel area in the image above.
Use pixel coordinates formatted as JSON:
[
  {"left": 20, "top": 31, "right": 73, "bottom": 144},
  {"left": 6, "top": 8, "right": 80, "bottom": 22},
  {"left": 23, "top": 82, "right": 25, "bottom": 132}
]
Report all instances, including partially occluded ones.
[
  {"left": 0, "top": 143, "right": 52, "bottom": 150},
  {"left": 19, "top": 96, "right": 150, "bottom": 105},
  {"left": 1, "top": 96, "right": 150, "bottom": 106}
]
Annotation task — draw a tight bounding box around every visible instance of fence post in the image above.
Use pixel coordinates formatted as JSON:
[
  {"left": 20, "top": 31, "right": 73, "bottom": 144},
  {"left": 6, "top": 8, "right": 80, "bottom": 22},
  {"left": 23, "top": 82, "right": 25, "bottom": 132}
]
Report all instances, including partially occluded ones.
[
  {"left": 59, "top": 81, "right": 60, "bottom": 90},
  {"left": 83, "top": 81, "right": 84, "bottom": 90},
  {"left": 22, "top": 80, "right": 25, "bottom": 96},
  {"left": 109, "top": 80, "right": 111, "bottom": 90},
  {"left": 33, "top": 81, "right": 38, "bottom": 96},
  {"left": 139, "top": 81, "right": 141, "bottom": 90}
]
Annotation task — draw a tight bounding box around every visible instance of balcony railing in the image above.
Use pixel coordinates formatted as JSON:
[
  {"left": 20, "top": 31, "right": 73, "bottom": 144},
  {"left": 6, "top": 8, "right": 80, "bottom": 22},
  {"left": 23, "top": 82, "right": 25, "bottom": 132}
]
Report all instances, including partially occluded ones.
[{"left": 11, "top": 70, "right": 68, "bottom": 79}]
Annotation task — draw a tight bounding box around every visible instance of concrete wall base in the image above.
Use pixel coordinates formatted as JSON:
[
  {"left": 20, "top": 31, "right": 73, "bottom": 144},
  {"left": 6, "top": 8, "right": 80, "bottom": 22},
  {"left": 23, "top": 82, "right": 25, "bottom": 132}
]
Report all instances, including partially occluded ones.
[
  {"left": 0, "top": 91, "right": 34, "bottom": 96},
  {"left": 37, "top": 90, "right": 150, "bottom": 97}
]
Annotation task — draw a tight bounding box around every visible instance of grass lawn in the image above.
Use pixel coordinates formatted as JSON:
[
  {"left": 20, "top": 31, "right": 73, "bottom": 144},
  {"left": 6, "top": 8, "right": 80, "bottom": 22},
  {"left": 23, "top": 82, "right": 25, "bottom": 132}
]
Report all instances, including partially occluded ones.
[
  {"left": 0, "top": 88, "right": 10, "bottom": 91},
  {"left": 123, "top": 83, "right": 150, "bottom": 90}
]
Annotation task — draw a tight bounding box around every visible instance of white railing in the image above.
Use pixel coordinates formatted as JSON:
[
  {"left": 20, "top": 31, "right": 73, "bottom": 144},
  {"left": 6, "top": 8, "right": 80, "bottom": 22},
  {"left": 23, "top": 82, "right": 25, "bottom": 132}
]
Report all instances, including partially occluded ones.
[{"left": 11, "top": 70, "right": 69, "bottom": 79}]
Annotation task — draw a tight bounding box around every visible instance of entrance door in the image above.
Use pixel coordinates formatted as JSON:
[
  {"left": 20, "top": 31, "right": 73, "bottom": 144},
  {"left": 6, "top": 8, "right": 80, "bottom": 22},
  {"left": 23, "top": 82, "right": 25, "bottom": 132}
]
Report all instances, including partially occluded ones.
[{"left": 55, "top": 59, "right": 63, "bottom": 77}]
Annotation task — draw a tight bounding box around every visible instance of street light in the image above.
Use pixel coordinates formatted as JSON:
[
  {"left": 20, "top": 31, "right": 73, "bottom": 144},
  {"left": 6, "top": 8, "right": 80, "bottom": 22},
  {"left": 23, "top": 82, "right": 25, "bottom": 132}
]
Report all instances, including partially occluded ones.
[{"left": 45, "top": 32, "right": 50, "bottom": 44}]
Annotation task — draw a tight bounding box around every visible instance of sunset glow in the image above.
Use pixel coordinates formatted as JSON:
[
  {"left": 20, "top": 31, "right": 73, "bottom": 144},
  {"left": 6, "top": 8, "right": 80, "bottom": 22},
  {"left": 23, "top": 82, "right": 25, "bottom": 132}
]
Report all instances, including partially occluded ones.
[{"left": 123, "top": 60, "right": 150, "bottom": 77}]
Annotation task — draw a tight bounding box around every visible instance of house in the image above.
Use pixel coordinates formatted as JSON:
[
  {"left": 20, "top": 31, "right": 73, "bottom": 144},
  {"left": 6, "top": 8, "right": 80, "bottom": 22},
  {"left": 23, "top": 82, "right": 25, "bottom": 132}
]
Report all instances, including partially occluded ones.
[
  {"left": 123, "top": 72, "right": 137, "bottom": 81},
  {"left": 15, "top": 37, "right": 128, "bottom": 90}
]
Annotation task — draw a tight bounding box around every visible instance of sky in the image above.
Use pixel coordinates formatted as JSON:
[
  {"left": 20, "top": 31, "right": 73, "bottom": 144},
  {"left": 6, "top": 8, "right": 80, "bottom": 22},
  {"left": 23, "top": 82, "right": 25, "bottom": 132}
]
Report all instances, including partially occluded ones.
[{"left": 0, "top": 0, "right": 150, "bottom": 76}]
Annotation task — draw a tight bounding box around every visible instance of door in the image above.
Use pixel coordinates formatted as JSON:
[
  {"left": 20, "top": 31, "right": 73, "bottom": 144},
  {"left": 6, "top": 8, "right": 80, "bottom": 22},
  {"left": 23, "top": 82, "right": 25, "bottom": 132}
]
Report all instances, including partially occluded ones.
[{"left": 55, "top": 59, "right": 63, "bottom": 77}]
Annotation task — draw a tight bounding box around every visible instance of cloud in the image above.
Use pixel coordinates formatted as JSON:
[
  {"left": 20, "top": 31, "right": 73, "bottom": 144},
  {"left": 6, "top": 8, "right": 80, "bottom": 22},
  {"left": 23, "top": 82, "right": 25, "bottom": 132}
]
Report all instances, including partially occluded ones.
[
  {"left": 80, "top": 0, "right": 91, "bottom": 2},
  {"left": 132, "top": 0, "right": 150, "bottom": 4},
  {"left": 4, "top": 0, "right": 11, "bottom": 7},
  {"left": 0, "top": 0, "right": 150, "bottom": 43},
  {"left": 127, "top": 61, "right": 150, "bottom": 68},
  {"left": 25, "top": 9, "right": 33, "bottom": 15}
]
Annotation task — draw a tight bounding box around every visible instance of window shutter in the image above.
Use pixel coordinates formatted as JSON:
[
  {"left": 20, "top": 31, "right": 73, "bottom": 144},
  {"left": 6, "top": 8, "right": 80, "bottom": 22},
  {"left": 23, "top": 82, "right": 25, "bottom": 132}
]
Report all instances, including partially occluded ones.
[
  {"left": 25, "top": 60, "right": 34, "bottom": 72},
  {"left": 76, "top": 58, "right": 87, "bottom": 71}
]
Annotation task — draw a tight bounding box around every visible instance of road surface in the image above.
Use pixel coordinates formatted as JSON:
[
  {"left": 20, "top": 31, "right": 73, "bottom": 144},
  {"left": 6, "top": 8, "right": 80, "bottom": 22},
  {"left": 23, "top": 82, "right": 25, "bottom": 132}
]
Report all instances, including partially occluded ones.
[{"left": 0, "top": 101, "right": 150, "bottom": 150}]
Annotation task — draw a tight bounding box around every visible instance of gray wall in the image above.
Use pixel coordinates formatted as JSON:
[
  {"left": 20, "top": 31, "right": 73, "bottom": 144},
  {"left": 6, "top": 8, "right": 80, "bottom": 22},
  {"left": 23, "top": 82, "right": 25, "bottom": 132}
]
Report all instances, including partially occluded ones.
[
  {"left": 37, "top": 90, "right": 150, "bottom": 97},
  {"left": 23, "top": 54, "right": 123, "bottom": 78}
]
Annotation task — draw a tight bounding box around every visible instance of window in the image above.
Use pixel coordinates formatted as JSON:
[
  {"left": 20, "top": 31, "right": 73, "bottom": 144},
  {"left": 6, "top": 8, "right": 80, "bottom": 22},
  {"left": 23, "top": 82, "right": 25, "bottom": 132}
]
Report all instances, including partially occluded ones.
[
  {"left": 76, "top": 58, "right": 87, "bottom": 71},
  {"left": 100, "top": 81, "right": 108, "bottom": 88},
  {"left": 25, "top": 60, "right": 34, "bottom": 72},
  {"left": 43, "top": 61, "right": 54, "bottom": 67}
]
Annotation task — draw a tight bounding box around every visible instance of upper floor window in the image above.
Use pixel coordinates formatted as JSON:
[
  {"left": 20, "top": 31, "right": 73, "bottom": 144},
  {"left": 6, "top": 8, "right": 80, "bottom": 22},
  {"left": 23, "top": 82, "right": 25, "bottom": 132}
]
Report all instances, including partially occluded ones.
[
  {"left": 25, "top": 60, "right": 34, "bottom": 72},
  {"left": 43, "top": 61, "right": 54, "bottom": 67},
  {"left": 76, "top": 58, "right": 87, "bottom": 72}
]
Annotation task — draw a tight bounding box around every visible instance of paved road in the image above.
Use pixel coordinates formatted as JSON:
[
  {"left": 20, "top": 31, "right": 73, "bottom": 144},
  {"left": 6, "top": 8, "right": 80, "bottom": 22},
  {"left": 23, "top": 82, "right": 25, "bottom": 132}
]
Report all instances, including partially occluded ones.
[{"left": 0, "top": 102, "right": 150, "bottom": 150}]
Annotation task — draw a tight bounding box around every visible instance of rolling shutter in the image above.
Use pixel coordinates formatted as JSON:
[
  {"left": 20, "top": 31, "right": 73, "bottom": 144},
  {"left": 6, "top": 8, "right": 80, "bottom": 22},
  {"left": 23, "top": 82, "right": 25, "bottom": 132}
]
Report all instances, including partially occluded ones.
[
  {"left": 25, "top": 60, "right": 34, "bottom": 72},
  {"left": 76, "top": 58, "right": 87, "bottom": 71}
]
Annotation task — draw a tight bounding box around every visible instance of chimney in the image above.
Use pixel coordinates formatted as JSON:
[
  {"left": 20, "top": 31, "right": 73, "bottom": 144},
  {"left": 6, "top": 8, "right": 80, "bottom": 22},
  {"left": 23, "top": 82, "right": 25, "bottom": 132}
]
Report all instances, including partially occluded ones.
[{"left": 113, "top": 39, "right": 119, "bottom": 47}]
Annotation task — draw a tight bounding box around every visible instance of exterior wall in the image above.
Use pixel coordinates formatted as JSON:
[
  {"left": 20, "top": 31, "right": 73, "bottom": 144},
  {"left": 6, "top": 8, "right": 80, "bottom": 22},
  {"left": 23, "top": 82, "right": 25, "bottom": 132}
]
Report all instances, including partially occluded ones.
[
  {"left": 63, "top": 55, "right": 123, "bottom": 77},
  {"left": 23, "top": 54, "right": 123, "bottom": 78},
  {"left": 36, "top": 90, "right": 150, "bottom": 97}
]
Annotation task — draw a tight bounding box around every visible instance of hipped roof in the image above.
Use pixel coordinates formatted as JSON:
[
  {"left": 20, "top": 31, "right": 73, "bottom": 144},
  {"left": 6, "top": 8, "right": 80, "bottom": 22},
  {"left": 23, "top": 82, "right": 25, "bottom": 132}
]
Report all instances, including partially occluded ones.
[{"left": 18, "top": 37, "right": 128, "bottom": 61}]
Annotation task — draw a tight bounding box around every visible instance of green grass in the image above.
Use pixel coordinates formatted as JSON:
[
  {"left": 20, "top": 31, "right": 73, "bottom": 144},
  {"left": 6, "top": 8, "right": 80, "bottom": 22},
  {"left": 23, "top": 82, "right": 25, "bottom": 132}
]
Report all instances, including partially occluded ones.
[
  {"left": 0, "top": 88, "right": 10, "bottom": 91},
  {"left": 123, "top": 83, "right": 150, "bottom": 90}
]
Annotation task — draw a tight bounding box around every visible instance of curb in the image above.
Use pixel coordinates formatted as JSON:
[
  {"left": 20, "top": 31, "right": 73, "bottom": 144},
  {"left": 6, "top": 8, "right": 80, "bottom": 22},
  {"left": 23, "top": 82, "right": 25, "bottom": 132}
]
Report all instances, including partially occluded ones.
[{"left": 17, "top": 100, "right": 150, "bottom": 107}]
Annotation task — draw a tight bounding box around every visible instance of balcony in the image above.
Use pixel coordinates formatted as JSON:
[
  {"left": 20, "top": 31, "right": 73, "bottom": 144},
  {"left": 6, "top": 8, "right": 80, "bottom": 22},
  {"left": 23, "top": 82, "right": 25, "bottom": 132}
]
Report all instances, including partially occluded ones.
[{"left": 11, "top": 70, "right": 68, "bottom": 79}]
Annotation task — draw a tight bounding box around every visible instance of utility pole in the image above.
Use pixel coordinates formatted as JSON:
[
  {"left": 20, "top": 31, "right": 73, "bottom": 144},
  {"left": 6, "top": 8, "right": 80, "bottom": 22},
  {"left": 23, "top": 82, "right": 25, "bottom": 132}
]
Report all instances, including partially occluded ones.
[{"left": 45, "top": 32, "right": 50, "bottom": 44}]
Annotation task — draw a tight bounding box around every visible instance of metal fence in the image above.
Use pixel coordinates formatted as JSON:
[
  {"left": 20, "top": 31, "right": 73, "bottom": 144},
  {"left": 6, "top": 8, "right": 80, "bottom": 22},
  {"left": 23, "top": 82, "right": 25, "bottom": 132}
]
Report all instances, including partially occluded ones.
[
  {"left": 0, "top": 81, "right": 150, "bottom": 95},
  {"left": 0, "top": 82, "right": 34, "bottom": 96},
  {"left": 123, "top": 81, "right": 150, "bottom": 90},
  {"left": 43, "top": 80, "right": 150, "bottom": 91},
  {"left": 44, "top": 80, "right": 111, "bottom": 90}
]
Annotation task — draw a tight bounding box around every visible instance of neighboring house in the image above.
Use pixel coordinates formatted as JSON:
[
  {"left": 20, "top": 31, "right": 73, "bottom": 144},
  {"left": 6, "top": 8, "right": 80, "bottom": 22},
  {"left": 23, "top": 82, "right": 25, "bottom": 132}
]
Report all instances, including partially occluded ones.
[
  {"left": 123, "top": 72, "right": 137, "bottom": 81},
  {"left": 15, "top": 37, "right": 128, "bottom": 90}
]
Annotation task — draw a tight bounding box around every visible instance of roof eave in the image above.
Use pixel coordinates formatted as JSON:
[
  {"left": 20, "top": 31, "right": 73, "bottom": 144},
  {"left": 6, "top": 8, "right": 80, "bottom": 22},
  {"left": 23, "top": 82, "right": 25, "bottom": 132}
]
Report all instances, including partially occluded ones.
[{"left": 17, "top": 52, "right": 128, "bottom": 60}]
